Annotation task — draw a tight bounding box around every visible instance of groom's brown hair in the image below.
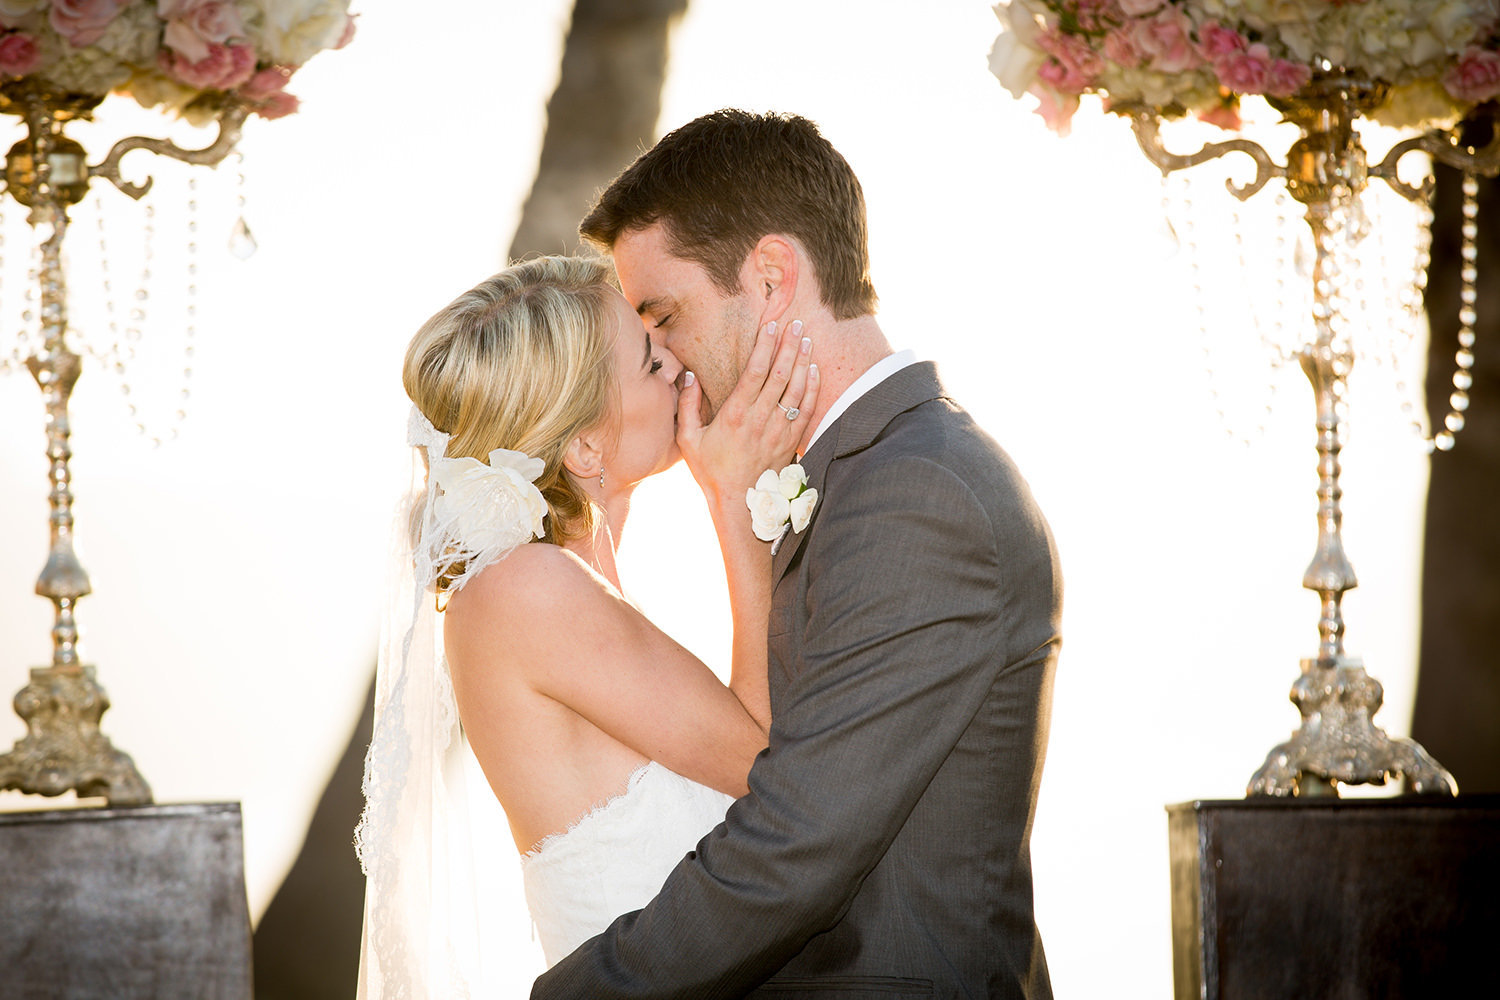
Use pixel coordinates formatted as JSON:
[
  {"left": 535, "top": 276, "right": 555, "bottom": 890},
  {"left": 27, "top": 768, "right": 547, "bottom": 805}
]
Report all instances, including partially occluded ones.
[{"left": 580, "top": 109, "right": 878, "bottom": 320}]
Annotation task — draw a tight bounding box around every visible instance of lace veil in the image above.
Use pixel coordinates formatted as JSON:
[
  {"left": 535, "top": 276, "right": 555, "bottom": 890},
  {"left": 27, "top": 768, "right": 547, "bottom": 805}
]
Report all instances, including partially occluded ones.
[{"left": 355, "top": 407, "right": 546, "bottom": 999}]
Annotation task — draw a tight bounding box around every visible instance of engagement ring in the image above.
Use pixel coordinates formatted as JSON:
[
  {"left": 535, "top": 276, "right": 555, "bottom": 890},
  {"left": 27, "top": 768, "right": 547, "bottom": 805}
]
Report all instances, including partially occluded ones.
[{"left": 778, "top": 403, "right": 800, "bottom": 420}]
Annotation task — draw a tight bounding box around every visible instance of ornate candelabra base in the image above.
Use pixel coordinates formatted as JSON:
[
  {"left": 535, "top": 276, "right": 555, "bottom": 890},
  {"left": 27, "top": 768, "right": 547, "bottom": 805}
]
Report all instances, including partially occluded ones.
[
  {"left": 1247, "top": 654, "right": 1457, "bottom": 797},
  {"left": 0, "top": 665, "right": 151, "bottom": 806}
]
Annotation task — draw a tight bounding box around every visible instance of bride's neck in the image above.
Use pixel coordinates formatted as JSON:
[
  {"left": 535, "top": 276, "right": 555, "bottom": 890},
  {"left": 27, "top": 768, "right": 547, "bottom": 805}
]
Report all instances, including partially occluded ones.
[{"left": 565, "top": 488, "right": 633, "bottom": 589}]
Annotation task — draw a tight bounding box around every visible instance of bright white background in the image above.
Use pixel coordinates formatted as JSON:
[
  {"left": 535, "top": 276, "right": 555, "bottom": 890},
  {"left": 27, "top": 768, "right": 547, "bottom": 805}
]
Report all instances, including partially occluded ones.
[{"left": 0, "top": 2, "right": 1437, "bottom": 997}]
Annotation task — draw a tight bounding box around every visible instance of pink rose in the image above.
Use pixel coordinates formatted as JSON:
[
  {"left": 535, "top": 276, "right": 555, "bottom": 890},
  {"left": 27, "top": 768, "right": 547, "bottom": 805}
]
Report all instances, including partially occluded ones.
[
  {"left": 1102, "top": 26, "right": 1145, "bottom": 69},
  {"left": 237, "top": 65, "right": 293, "bottom": 102},
  {"left": 1214, "top": 43, "right": 1273, "bottom": 94},
  {"left": 1264, "top": 58, "right": 1311, "bottom": 98},
  {"left": 1071, "top": 0, "right": 1113, "bottom": 32},
  {"left": 1195, "top": 20, "right": 1246, "bottom": 60},
  {"left": 1133, "top": 7, "right": 1201, "bottom": 74},
  {"left": 0, "top": 31, "right": 42, "bottom": 77},
  {"left": 1029, "top": 81, "right": 1080, "bottom": 136},
  {"left": 49, "top": 0, "right": 128, "bottom": 49},
  {"left": 1443, "top": 46, "right": 1500, "bottom": 104},
  {"left": 1036, "top": 28, "right": 1103, "bottom": 94},
  {"left": 162, "top": 0, "right": 245, "bottom": 63},
  {"left": 159, "top": 41, "right": 256, "bottom": 91},
  {"left": 252, "top": 90, "right": 299, "bottom": 120}
]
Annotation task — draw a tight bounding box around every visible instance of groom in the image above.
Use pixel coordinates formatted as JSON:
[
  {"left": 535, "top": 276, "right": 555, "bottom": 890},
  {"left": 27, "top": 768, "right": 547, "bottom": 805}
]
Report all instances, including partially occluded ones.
[{"left": 534, "top": 109, "right": 1060, "bottom": 999}]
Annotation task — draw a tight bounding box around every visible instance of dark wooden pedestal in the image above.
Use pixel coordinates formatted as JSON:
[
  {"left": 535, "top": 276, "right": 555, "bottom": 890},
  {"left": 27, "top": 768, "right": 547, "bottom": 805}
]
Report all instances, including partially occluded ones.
[
  {"left": 1167, "top": 796, "right": 1500, "bottom": 1000},
  {"left": 0, "top": 801, "right": 253, "bottom": 1000}
]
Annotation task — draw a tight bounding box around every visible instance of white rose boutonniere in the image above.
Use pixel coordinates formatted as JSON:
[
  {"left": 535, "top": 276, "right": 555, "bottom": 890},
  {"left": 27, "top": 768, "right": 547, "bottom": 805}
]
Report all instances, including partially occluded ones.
[
  {"left": 430, "top": 447, "right": 549, "bottom": 554},
  {"left": 746, "top": 462, "right": 818, "bottom": 551}
]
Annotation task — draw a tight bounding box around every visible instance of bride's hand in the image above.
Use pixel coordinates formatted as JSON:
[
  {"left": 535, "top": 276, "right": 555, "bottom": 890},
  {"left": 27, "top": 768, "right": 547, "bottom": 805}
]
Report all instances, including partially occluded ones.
[{"left": 677, "top": 319, "right": 820, "bottom": 509}]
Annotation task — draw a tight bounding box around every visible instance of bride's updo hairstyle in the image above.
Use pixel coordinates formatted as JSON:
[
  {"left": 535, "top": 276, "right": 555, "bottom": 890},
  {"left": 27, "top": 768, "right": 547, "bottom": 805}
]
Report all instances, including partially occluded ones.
[{"left": 404, "top": 255, "right": 619, "bottom": 546}]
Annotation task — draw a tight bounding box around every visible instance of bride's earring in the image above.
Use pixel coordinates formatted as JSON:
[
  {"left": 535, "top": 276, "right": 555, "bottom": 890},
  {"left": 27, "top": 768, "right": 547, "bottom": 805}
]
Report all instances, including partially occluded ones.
[{"left": 599, "top": 466, "right": 605, "bottom": 490}]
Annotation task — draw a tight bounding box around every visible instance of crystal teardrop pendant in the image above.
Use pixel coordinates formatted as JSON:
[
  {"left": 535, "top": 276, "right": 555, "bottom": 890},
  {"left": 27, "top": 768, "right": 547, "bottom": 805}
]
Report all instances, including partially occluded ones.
[{"left": 228, "top": 215, "right": 257, "bottom": 260}]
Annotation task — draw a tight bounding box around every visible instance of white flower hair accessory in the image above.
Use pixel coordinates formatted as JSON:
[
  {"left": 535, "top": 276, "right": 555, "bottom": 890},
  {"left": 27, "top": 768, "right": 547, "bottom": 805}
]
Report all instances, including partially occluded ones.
[
  {"left": 407, "top": 407, "right": 549, "bottom": 595},
  {"left": 430, "top": 450, "right": 548, "bottom": 553},
  {"left": 747, "top": 462, "right": 818, "bottom": 553}
]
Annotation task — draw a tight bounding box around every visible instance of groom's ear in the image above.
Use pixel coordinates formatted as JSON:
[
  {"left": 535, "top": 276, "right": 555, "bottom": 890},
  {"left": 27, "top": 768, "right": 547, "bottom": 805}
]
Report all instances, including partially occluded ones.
[
  {"left": 747, "top": 234, "right": 799, "bottom": 322},
  {"left": 562, "top": 429, "right": 605, "bottom": 484}
]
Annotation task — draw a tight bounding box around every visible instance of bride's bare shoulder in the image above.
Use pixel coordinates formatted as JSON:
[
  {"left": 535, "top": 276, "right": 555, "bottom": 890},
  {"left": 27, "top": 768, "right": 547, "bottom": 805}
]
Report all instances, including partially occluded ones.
[{"left": 444, "top": 542, "right": 609, "bottom": 625}]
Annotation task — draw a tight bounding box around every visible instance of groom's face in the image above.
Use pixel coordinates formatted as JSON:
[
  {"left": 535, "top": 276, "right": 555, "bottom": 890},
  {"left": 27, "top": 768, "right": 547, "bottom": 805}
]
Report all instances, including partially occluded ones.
[{"left": 612, "top": 223, "right": 760, "bottom": 421}]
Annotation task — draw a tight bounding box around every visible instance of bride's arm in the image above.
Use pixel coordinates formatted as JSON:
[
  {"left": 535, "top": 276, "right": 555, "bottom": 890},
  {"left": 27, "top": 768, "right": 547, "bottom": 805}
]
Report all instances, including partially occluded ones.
[
  {"left": 446, "top": 546, "right": 768, "bottom": 798},
  {"left": 677, "top": 320, "right": 819, "bottom": 732}
]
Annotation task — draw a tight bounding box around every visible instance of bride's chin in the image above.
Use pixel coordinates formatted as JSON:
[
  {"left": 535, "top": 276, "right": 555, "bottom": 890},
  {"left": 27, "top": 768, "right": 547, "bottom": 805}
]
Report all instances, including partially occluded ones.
[{"left": 646, "top": 443, "right": 683, "bottom": 479}]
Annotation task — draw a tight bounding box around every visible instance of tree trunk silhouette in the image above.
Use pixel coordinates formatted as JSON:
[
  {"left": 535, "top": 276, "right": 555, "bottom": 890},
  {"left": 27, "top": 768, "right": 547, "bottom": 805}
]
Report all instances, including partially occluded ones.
[
  {"left": 1410, "top": 110, "right": 1500, "bottom": 795},
  {"left": 508, "top": 0, "right": 689, "bottom": 260}
]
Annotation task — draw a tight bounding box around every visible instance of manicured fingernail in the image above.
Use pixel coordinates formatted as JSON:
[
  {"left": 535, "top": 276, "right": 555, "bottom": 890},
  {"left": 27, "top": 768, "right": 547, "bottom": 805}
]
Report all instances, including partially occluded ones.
[
  {"left": 801, "top": 337, "right": 812, "bottom": 354},
  {"left": 683, "top": 370, "right": 695, "bottom": 386},
  {"left": 789, "top": 320, "right": 803, "bottom": 336},
  {"left": 808, "top": 363, "right": 819, "bottom": 378},
  {"left": 765, "top": 321, "right": 777, "bottom": 337}
]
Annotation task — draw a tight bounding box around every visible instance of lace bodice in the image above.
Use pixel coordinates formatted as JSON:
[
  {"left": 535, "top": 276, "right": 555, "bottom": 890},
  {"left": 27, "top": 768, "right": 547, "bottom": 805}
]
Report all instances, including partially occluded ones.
[{"left": 520, "top": 761, "right": 732, "bottom": 967}]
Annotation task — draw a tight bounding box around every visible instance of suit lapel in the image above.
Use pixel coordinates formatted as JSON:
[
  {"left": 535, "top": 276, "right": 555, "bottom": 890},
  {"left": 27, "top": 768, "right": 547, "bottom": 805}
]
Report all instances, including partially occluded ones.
[{"left": 770, "top": 362, "right": 946, "bottom": 585}]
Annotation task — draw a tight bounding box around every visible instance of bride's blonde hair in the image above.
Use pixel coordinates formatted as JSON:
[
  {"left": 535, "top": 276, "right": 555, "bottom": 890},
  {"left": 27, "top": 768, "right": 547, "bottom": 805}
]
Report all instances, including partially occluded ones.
[{"left": 404, "top": 255, "right": 619, "bottom": 545}]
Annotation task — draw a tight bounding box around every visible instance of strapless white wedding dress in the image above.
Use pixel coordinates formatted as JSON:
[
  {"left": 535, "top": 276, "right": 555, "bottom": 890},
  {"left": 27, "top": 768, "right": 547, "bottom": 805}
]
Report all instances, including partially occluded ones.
[{"left": 520, "top": 761, "right": 732, "bottom": 967}]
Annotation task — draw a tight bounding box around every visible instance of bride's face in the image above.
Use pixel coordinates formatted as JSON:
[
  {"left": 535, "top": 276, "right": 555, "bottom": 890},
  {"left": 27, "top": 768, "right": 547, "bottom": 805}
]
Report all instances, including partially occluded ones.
[{"left": 605, "top": 289, "right": 683, "bottom": 486}]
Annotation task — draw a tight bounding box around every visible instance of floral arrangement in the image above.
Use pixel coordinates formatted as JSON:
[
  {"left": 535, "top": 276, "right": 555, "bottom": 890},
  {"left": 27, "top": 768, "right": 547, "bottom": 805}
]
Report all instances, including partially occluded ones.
[
  {"left": 746, "top": 463, "right": 818, "bottom": 547},
  {"left": 989, "top": 0, "right": 1500, "bottom": 134},
  {"left": 0, "top": 0, "right": 355, "bottom": 122}
]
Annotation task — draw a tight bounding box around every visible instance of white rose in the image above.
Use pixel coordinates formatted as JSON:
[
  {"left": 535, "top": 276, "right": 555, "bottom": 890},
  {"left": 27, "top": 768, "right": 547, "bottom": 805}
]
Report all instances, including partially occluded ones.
[
  {"left": 777, "top": 463, "right": 808, "bottom": 499},
  {"left": 989, "top": 1, "right": 1048, "bottom": 100},
  {"left": 249, "top": 0, "right": 350, "bottom": 65},
  {"left": 789, "top": 488, "right": 818, "bottom": 534},
  {"left": 486, "top": 447, "right": 548, "bottom": 536},
  {"left": 746, "top": 479, "right": 792, "bottom": 543},
  {"left": 431, "top": 451, "right": 548, "bottom": 554}
]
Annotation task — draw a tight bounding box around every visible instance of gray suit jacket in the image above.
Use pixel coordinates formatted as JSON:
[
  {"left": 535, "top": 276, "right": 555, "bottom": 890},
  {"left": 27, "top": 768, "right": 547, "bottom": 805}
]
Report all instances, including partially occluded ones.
[{"left": 533, "top": 363, "right": 1060, "bottom": 999}]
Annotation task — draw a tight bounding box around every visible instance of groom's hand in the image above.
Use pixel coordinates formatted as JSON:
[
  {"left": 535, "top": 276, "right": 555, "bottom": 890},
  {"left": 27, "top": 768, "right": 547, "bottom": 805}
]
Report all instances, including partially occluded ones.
[{"left": 677, "top": 319, "right": 819, "bottom": 508}]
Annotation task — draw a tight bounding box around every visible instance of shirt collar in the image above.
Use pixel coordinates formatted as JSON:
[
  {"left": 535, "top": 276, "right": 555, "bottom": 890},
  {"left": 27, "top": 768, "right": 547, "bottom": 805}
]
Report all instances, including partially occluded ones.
[{"left": 803, "top": 349, "right": 919, "bottom": 456}]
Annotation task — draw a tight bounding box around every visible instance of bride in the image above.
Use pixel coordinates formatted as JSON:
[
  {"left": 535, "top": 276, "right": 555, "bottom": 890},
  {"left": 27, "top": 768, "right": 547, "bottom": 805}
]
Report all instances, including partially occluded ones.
[{"left": 356, "top": 254, "right": 818, "bottom": 996}]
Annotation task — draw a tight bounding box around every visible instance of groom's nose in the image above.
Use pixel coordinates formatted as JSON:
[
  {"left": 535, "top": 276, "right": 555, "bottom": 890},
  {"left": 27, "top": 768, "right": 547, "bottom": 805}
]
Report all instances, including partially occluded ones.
[{"left": 659, "top": 346, "right": 684, "bottom": 382}]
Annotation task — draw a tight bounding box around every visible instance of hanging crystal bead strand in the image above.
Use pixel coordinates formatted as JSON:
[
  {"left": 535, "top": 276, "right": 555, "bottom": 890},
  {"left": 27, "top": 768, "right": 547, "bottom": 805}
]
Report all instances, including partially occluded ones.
[
  {"left": 1392, "top": 182, "right": 1436, "bottom": 445},
  {"left": 17, "top": 238, "right": 38, "bottom": 368},
  {"left": 1270, "top": 188, "right": 1302, "bottom": 375},
  {"left": 94, "top": 191, "right": 126, "bottom": 379},
  {"left": 228, "top": 151, "right": 256, "bottom": 260},
  {"left": 1230, "top": 200, "right": 1276, "bottom": 439},
  {"left": 1433, "top": 171, "right": 1482, "bottom": 452},
  {"left": 178, "top": 176, "right": 199, "bottom": 442},
  {"left": 0, "top": 198, "right": 12, "bottom": 374},
  {"left": 1173, "top": 173, "right": 1241, "bottom": 443},
  {"left": 117, "top": 196, "right": 154, "bottom": 439}
]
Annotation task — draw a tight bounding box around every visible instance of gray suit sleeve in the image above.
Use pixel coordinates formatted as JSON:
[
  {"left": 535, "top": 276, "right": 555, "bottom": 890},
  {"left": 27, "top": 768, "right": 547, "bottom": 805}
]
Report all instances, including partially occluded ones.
[{"left": 532, "top": 454, "right": 1022, "bottom": 999}]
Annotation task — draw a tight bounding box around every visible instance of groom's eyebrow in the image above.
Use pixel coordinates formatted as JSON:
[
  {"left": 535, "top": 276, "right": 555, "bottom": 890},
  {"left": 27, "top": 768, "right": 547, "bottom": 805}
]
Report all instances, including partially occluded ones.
[
  {"left": 642, "top": 332, "right": 652, "bottom": 369},
  {"left": 635, "top": 295, "right": 669, "bottom": 319}
]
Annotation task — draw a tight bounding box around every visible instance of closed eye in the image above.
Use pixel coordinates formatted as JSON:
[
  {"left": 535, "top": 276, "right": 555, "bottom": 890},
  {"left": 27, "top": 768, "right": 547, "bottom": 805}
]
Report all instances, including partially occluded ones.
[{"left": 649, "top": 358, "right": 664, "bottom": 375}]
